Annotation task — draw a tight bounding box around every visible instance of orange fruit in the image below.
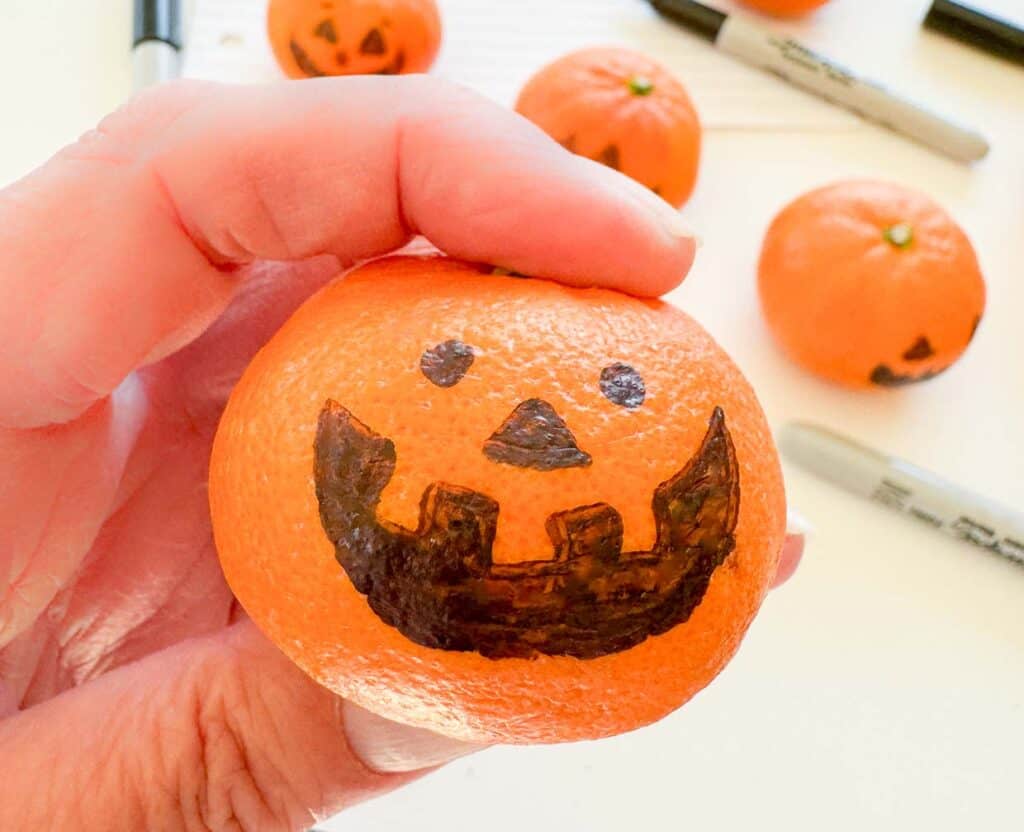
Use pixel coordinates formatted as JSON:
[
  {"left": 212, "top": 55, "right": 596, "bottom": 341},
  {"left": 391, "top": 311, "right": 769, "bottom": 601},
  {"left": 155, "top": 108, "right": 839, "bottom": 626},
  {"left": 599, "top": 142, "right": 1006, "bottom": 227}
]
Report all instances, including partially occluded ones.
[
  {"left": 737, "top": 0, "right": 831, "bottom": 16},
  {"left": 209, "top": 256, "right": 786, "bottom": 743},
  {"left": 758, "top": 180, "right": 986, "bottom": 389},
  {"left": 267, "top": 0, "right": 441, "bottom": 79},
  {"left": 515, "top": 47, "right": 702, "bottom": 209}
]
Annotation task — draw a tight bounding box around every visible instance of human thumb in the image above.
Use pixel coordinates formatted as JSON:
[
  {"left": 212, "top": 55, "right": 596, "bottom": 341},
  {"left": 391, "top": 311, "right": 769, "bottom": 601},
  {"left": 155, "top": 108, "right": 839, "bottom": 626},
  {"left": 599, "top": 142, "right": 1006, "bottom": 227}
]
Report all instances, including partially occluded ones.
[{"left": 0, "top": 619, "right": 480, "bottom": 832}]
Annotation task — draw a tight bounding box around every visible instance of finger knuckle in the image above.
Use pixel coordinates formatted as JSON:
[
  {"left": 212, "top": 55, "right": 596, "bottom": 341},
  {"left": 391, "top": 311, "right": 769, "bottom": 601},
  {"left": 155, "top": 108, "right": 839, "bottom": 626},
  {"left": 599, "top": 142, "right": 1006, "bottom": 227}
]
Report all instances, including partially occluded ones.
[{"left": 178, "top": 649, "right": 301, "bottom": 832}]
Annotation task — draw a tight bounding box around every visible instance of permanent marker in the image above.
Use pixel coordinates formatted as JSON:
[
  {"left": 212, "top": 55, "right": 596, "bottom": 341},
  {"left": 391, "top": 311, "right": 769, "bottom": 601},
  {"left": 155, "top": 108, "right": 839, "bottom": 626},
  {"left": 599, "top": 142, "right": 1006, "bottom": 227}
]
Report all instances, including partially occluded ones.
[
  {"left": 923, "top": 0, "right": 1024, "bottom": 67},
  {"left": 648, "top": 0, "right": 990, "bottom": 163},
  {"left": 133, "top": 0, "right": 182, "bottom": 91},
  {"left": 780, "top": 422, "right": 1024, "bottom": 568}
]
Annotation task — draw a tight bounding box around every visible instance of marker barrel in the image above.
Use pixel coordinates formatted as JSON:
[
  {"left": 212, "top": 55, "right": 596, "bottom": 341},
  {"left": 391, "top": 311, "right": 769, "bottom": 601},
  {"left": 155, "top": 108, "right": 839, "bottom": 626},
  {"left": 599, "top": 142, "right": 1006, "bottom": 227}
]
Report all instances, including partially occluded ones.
[
  {"left": 780, "top": 423, "right": 1024, "bottom": 567},
  {"left": 716, "top": 16, "right": 990, "bottom": 163}
]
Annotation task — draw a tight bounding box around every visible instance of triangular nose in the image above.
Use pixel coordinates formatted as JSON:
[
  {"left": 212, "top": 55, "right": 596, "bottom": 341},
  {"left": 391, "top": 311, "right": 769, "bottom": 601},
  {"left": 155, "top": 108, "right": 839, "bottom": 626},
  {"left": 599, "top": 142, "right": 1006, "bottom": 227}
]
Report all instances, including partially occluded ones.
[{"left": 483, "top": 398, "right": 592, "bottom": 471}]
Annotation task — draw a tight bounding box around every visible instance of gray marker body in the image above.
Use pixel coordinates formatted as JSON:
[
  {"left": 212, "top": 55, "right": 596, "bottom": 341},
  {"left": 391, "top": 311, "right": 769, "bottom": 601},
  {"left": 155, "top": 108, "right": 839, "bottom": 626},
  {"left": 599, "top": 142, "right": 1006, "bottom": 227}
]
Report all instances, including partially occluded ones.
[
  {"left": 781, "top": 423, "right": 1024, "bottom": 567},
  {"left": 648, "top": 0, "right": 989, "bottom": 164},
  {"left": 715, "top": 16, "right": 990, "bottom": 163},
  {"left": 132, "top": 40, "right": 181, "bottom": 91}
]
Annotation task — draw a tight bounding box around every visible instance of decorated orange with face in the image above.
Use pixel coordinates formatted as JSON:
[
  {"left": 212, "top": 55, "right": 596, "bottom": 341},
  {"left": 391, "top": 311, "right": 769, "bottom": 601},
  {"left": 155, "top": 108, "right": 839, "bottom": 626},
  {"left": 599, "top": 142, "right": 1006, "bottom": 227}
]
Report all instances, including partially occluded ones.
[
  {"left": 759, "top": 180, "right": 986, "bottom": 389},
  {"left": 267, "top": 0, "right": 442, "bottom": 79},
  {"left": 515, "top": 47, "right": 702, "bottom": 209},
  {"left": 209, "top": 256, "right": 786, "bottom": 743}
]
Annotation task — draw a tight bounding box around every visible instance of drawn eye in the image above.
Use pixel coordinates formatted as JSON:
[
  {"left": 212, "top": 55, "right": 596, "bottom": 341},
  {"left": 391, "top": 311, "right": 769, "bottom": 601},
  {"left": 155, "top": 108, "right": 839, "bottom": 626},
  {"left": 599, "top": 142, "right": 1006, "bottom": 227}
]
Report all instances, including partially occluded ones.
[
  {"left": 420, "top": 340, "right": 475, "bottom": 388},
  {"left": 312, "top": 18, "right": 337, "bottom": 43},
  {"left": 599, "top": 363, "right": 645, "bottom": 408},
  {"left": 360, "top": 27, "right": 387, "bottom": 55}
]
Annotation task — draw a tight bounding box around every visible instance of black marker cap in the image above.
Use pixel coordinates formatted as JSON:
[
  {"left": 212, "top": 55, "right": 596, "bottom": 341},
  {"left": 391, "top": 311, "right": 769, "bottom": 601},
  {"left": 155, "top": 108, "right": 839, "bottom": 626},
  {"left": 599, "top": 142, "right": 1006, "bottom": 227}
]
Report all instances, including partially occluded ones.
[
  {"left": 134, "top": 0, "right": 182, "bottom": 50},
  {"left": 649, "top": 0, "right": 726, "bottom": 43},
  {"left": 924, "top": 0, "right": 1024, "bottom": 67}
]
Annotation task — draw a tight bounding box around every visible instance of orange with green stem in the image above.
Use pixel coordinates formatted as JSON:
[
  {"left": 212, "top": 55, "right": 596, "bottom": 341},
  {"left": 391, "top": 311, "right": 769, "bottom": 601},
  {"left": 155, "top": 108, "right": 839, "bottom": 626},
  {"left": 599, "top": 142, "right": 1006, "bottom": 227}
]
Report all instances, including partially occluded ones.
[
  {"left": 758, "top": 180, "right": 986, "bottom": 388},
  {"left": 515, "top": 47, "right": 702, "bottom": 209}
]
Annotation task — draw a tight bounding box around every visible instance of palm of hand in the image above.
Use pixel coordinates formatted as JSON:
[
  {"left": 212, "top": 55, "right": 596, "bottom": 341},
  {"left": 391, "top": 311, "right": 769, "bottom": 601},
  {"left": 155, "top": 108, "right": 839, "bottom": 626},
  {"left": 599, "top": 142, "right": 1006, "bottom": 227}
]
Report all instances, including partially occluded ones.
[{"left": 1, "top": 256, "right": 338, "bottom": 710}]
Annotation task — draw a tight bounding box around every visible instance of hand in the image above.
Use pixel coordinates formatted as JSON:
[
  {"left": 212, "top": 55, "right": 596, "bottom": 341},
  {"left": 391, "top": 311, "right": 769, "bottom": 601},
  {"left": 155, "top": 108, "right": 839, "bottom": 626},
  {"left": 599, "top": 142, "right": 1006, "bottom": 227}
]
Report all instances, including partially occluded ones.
[{"left": 0, "top": 76, "right": 800, "bottom": 831}]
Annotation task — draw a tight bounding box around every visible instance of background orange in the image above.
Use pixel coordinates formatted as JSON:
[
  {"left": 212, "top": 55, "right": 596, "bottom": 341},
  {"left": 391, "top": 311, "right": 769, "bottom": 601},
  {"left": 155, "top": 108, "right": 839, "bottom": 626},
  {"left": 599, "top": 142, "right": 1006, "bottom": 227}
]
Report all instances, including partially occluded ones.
[
  {"left": 758, "top": 180, "right": 986, "bottom": 389},
  {"left": 267, "top": 0, "right": 442, "bottom": 79},
  {"left": 737, "top": 0, "right": 832, "bottom": 16},
  {"left": 515, "top": 47, "right": 702, "bottom": 209}
]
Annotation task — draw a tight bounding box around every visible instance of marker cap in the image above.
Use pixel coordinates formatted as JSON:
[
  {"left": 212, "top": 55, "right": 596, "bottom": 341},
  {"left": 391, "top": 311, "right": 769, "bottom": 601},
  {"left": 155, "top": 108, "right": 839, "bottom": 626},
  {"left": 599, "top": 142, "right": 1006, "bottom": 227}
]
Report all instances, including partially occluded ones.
[
  {"left": 923, "top": 0, "right": 1024, "bottom": 66},
  {"left": 134, "top": 0, "right": 182, "bottom": 50}
]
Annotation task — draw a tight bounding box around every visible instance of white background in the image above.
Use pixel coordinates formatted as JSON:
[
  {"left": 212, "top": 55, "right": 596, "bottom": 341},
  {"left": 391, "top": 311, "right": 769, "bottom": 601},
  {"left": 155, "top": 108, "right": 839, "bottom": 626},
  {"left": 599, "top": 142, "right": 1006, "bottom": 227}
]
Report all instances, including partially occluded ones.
[{"left": 2, "top": 1, "right": 1022, "bottom": 830}]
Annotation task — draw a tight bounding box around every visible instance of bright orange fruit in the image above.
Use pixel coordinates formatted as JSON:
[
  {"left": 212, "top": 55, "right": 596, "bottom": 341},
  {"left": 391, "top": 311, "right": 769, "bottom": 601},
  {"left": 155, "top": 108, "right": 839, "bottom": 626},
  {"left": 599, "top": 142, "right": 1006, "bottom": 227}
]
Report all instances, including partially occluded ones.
[
  {"left": 267, "top": 0, "right": 441, "bottom": 79},
  {"left": 737, "top": 0, "right": 832, "bottom": 16},
  {"left": 209, "top": 256, "right": 786, "bottom": 743},
  {"left": 515, "top": 47, "right": 702, "bottom": 209},
  {"left": 758, "top": 180, "right": 986, "bottom": 389}
]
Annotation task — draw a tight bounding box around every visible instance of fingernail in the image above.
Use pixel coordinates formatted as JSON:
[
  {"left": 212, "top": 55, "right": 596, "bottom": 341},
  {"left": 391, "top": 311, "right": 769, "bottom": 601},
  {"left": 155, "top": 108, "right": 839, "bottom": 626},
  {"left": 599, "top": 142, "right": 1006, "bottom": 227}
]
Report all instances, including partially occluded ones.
[
  {"left": 342, "top": 701, "right": 483, "bottom": 773},
  {"left": 661, "top": 209, "right": 700, "bottom": 244},
  {"left": 606, "top": 168, "right": 699, "bottom": 243},
  {"left": 772, "top": 530, "right": 805, "bottom": 588},
  {"left": 786, "top": 507, "right": 814, "bottom": 538}
]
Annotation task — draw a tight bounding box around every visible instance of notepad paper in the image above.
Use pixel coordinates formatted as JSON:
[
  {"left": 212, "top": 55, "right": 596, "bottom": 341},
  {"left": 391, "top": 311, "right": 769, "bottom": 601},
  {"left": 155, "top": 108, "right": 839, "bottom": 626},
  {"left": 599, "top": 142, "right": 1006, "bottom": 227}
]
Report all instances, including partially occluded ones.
[{"left": 182, "top": 0, "right": 858, "bottom": 128}]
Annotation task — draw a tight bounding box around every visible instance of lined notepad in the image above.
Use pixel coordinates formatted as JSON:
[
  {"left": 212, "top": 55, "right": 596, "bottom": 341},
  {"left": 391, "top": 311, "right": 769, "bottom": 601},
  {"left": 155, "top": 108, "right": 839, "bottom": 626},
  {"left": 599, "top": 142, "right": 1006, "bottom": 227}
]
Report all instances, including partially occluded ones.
[{"left": 182, "top": 0, "right": 859, "bottom": 128}]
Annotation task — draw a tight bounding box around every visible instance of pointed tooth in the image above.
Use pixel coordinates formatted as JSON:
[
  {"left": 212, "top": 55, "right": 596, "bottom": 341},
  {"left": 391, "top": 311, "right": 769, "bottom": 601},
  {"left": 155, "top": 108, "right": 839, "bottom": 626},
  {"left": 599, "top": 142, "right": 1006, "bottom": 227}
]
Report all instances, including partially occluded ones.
[{"left": 652, "top": 408, "right": 740, "bottom": 552}]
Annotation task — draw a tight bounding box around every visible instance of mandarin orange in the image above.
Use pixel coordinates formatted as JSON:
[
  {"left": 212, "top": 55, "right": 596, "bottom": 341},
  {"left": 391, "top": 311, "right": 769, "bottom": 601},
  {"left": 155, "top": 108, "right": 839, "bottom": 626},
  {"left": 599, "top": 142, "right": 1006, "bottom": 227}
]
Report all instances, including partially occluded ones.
[
  {"left": 267, "top": 0, "right": 441, "bottom": 79},
  {"left": 515, "top": 47, "right": 702, "bottom": 208},
  {"left": 737, "top": 0, "right": 832, "bottom": 16},
  {"left": 758, "top": 180, "right": 985, "bottom": 389},
  {"left": 209, "top": 256, "right": 786, "bottom": 743}
]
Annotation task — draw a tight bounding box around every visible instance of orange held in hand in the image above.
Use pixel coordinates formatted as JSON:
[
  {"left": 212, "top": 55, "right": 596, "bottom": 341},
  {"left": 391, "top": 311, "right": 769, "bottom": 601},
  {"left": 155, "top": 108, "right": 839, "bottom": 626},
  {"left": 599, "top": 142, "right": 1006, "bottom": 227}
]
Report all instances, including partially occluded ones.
[
  {"left": 267, "top": 0, "right": 441, "bottom": 79},
  {"left": 209, "top": 256, "right": 786, "bottom": 744},
  {"left": 515, "top": 47, "right": 702, "bottom": 209},
  {"left": 736, "top": 0, "right": 832, "bottom": 16},
  {"left": 758, "top": 180, "right": 986, "bottom": 389}
]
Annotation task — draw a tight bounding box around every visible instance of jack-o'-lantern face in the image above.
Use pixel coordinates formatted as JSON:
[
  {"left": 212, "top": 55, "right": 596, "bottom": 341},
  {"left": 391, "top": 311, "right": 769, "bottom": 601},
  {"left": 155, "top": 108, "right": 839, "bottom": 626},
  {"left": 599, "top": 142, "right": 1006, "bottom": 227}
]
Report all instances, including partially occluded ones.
[
  {"left": 869, "top": 323, "right": 980, "bottom": 387},
  {"left": 310, "top": 271, "right": 750, "bottom": 661},
  {"left": 267, "top": 0, "right": 442, "bottom": 80},
  {"left": 758, "top": 182, "right": 987, "bottom": 390}
]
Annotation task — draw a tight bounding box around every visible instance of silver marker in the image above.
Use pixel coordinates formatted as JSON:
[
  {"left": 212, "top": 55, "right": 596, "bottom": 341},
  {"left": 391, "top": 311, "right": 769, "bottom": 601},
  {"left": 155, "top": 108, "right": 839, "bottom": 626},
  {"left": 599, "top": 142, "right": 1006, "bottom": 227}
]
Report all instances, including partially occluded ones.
[
  {"left": 780, "top": 422, "right": 1024, "bottom": 567},
  {"left": 649, "top": 0, "right": 990, "bottom": 164},
  {"left": 133, "top": 0, "right": 182, "bottom": 91}
]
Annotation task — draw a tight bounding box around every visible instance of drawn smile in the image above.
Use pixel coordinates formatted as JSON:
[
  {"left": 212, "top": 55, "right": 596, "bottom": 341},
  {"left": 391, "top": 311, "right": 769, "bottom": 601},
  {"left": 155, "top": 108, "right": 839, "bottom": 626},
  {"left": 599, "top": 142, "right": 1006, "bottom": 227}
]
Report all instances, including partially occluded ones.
[
  {"left": 313, "top": 399, "right": 741, "bottom": 660},
  {"left": 289, "top": 38, "right": 406, "bottom": 76}
]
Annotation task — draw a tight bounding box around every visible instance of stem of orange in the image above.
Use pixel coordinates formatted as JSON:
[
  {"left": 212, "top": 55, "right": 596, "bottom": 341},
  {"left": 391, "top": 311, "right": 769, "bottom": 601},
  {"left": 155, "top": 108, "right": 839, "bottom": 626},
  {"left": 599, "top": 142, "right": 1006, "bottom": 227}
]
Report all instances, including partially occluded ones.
[
  {"left": 883, "top": 223, "right": 914, "bottom": 249},
  {"left": 627, "top": 75, "right": 654, "bottom": 96}
]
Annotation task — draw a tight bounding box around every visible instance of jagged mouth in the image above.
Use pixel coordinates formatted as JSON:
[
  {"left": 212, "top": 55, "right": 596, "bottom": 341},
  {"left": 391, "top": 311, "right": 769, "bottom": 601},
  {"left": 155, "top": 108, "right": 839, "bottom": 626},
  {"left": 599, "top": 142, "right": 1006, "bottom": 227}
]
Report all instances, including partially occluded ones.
[
  {"left": 870, "top": 363, "right": 950, "bottom": 387},
  {"left": 314, "top": 400, "right": 741, "bottom": 660}
]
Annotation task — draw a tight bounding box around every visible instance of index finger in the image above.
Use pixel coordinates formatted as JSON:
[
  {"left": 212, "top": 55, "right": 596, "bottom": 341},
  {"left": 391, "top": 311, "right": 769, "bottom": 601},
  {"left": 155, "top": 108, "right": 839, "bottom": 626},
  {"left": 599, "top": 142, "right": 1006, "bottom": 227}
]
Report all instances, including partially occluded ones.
[{"left": 0, "top": 77, "right": 696, "bottom": 429}]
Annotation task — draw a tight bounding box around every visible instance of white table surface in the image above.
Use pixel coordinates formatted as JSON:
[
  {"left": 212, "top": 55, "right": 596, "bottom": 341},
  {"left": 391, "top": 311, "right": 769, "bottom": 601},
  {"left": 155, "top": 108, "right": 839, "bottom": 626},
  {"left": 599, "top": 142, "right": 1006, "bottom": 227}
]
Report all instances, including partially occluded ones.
[{"left": 2, "top": 1, "right": 1022, "bottom": 830}]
